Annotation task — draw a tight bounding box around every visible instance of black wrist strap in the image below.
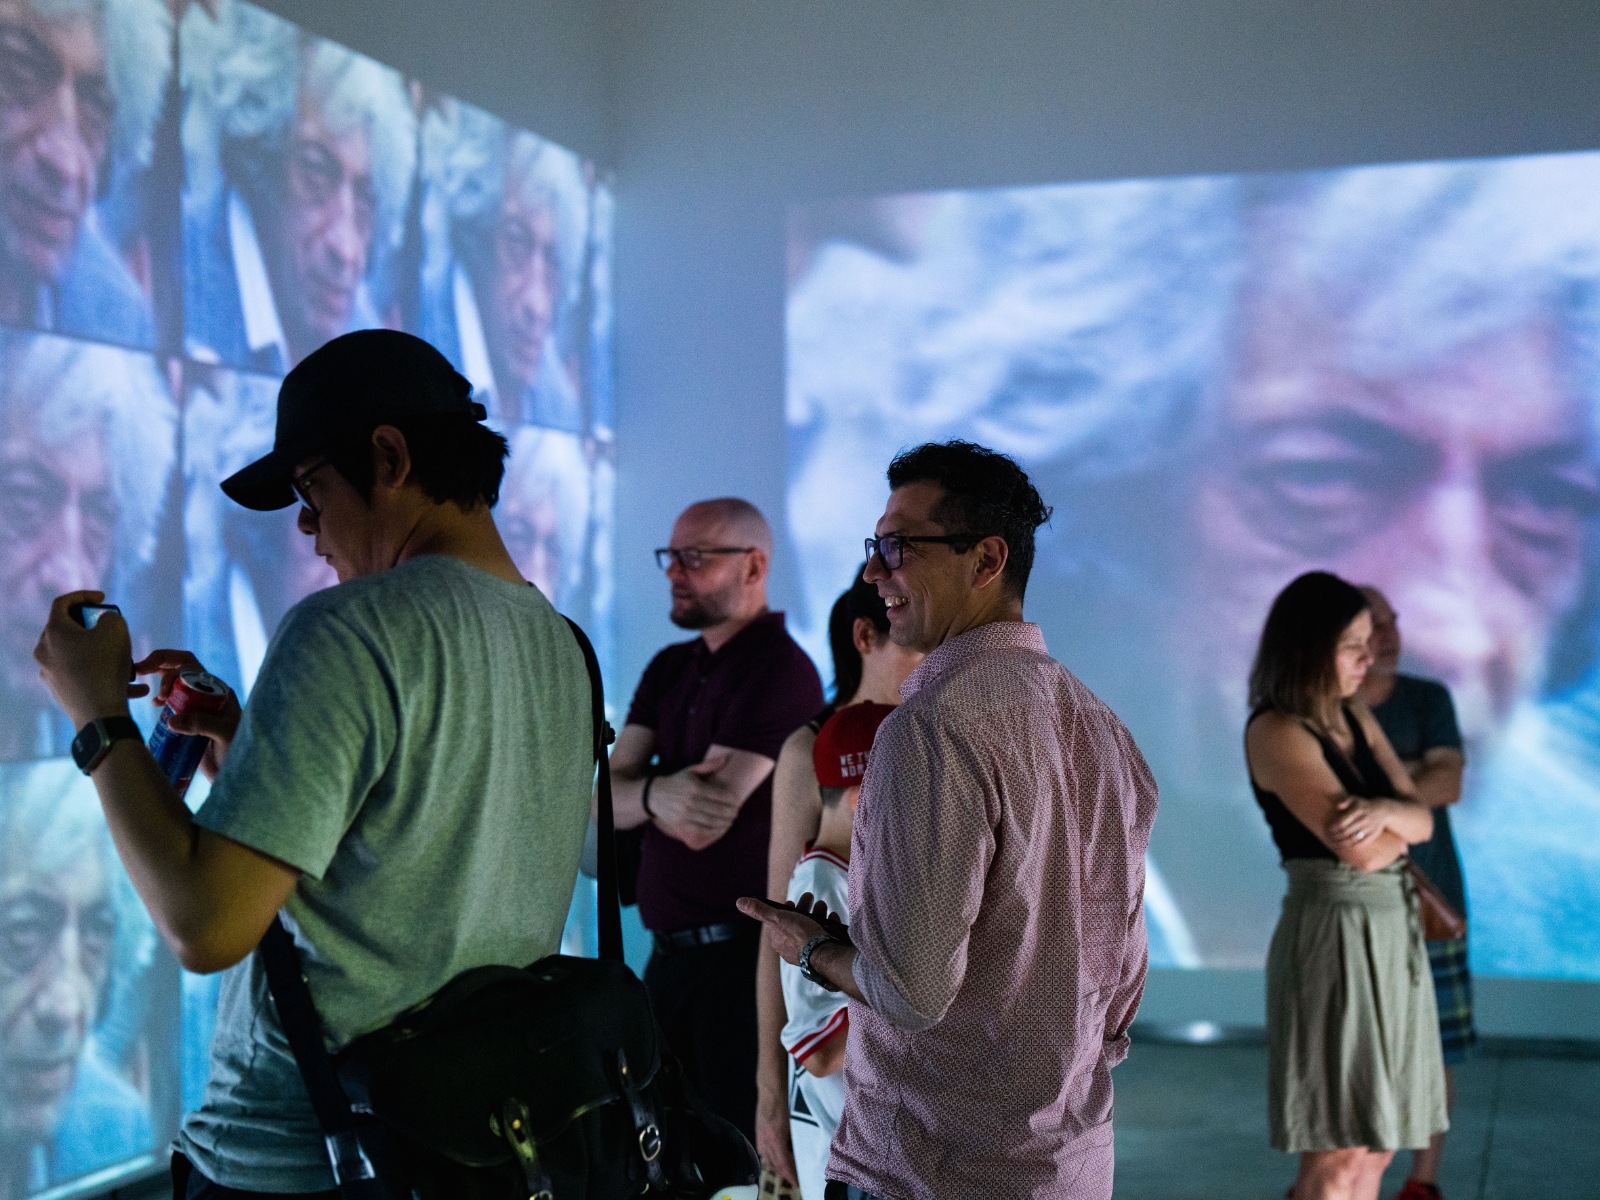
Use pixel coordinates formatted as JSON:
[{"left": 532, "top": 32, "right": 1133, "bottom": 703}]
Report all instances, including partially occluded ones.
[
  {"left": 640, "top": 772, "right": 656, "bottom": 819},
  {"left": 93, "top": 714, "right": 142, "bottom": 739},
  {"left": 72, "top": 715, "right": 142, "bottom": 775}
]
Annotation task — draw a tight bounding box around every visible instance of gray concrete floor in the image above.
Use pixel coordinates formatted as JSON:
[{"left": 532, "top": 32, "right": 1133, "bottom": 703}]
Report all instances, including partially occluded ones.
[
  {"left": 1113, "top": 1039, "right": 1600, "bottom": 1199},
  {"left": 104, "top": 1040, "right": 1599, "bottom": 1199}
]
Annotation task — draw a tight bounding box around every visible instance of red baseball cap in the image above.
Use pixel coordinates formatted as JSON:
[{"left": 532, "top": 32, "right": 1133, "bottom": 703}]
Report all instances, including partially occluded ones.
[{"left": 813, "top": 702, "right": 895, "bottom": 788}]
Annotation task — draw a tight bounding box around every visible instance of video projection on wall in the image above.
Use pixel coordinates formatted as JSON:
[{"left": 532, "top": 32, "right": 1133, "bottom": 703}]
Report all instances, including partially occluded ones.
[
  {"left": 0, "top": 1, "right": 613, "bottom": 1195},
  {"left": 788, "top": 150, "right": 1600, "bottom": 985}
]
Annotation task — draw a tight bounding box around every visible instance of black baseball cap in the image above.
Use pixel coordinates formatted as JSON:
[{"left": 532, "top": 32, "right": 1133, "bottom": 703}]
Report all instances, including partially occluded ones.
[{"left": 220, "top": 329, "right": 486, "bottom": 511}]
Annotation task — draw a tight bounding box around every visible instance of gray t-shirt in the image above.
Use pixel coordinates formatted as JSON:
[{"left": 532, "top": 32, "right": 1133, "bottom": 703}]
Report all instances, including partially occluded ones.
[{"left": 176, "top": 556, "right": 592, "bottom": 1192}]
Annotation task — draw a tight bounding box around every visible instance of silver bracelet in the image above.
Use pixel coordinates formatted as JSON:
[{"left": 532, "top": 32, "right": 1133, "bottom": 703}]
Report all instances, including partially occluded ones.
[{"left": 798, "top": 932, "right": 841, "bottom": 992}]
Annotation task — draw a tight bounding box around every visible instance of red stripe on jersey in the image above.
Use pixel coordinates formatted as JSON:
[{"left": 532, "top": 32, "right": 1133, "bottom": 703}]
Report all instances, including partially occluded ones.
[
  {"left": 797, "top": 846, "right": 849, "bottom": 872},
  {"left": 788, "top": 1006, "right": 850, "bottom": 1065}
]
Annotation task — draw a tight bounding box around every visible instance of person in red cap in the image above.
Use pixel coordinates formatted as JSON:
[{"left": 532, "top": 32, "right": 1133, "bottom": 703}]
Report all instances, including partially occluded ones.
[{"left": 778, "top": 701, "right": 894, "bottom": 1200}]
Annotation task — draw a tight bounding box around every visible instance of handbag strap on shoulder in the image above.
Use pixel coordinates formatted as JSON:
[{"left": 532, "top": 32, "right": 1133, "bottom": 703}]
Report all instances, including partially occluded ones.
[
  {"left": 562, "top": 616, "right": 624, "bottom": 963},
  {"left": 259, "top": 917, "right": 396, "bottom": 1195},
  {"left": 259, "top": 917, "right": 356, "bottom": 1135}
]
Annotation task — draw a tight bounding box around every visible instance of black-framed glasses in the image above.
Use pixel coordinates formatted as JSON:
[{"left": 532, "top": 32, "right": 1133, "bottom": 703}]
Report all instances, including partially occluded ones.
[
  {"left": 654, "top": 546, "right": 755, "bottom": 572},
  {"left": 864, "top": 533, "right": 983, "bottom": 571},
  {"left": 291, "top": 456, "right": 335, "bottom": 516}
]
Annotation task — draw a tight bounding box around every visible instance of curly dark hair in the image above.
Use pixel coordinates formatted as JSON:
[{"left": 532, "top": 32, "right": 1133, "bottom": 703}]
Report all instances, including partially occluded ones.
[{"left": 887, "top": 440, "right": 1053, "bottom": 600}]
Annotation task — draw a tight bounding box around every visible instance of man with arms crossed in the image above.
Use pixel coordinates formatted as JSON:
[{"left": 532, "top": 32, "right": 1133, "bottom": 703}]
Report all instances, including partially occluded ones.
[
  {"left": 1357, "top": 586, "right": 1473, "bottom": 1200},
  {"left": 33, "top": 330, "right": 593, "bottom": 1198},
  {"left": 743, "top": 440, "right": 1159, "bottom": 1200},
  {"left": 609, "top": 499, "right": 822, "bottom": 1141}
]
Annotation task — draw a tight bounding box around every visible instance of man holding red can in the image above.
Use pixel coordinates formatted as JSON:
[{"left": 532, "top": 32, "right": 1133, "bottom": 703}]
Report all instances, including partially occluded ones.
[{"left": 32, "top": 330, "right": 595, "bottom": 1199}]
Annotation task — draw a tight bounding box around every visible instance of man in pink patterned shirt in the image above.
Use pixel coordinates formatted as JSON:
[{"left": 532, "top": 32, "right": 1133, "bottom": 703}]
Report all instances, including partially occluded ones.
[{"left": 742, "top": 440, "right": 1158, "bottom": 1200}]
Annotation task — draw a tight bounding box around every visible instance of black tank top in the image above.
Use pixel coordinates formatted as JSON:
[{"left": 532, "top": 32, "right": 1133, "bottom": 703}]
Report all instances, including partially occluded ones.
[{"left": 1248, "top": 706, "right": 1392, "bottom": 863}]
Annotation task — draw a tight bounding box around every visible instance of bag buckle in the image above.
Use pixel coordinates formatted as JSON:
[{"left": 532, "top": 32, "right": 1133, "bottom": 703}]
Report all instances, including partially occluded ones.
[
  {"left": 638, "top": 1121, "right": 663, "bottom": 1163},
  {"left": 501, "top": 1097, "right": 555, "bottom": 1200},
  {"left": 617, "top": 1049, "right": 670, "bottom": 1188},
  {"left": 324, "top": 1128, "right": 376, "bottom": 1184}
]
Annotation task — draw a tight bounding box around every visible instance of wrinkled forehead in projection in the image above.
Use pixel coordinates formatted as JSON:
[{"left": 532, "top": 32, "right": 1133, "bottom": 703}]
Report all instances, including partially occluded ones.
[
  {"left": 0, "top": 767, "right": 111, "bottom": 885},
  {"left": 1237, "top": 155, "right": 1600, "bottom": 385},
  {"left": 501, "top": 132, "right": 587, "bottom": 297},
  {"left": 17, "top": 0, "right": 173, "bottom": 169},
  {"left": 873, "top": 155, "right": 1600, "bottom": 473}
]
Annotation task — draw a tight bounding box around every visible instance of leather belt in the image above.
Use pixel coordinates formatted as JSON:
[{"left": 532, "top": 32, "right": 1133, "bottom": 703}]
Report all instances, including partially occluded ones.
[{"left": 653, "top": 920, "right": 748, "bottom": 952}]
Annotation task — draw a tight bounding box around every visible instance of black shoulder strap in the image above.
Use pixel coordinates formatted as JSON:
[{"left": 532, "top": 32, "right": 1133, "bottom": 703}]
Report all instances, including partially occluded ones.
[
  {"left": 1342, "top": 703, "right": 1370, "bottom": 754},
  {"left": 259, "top": 918, "right": 396, "bottom": 1194},
  {"left": 258, "top": 919, "right": 356, "bottom": 1133},
  {"left": 563, "top": 616, "right": 624, "bottom": 962}
]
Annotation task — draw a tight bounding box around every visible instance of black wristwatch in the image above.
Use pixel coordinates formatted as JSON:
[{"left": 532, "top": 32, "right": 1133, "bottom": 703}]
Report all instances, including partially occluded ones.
[
  {"left": 71, "top": 716, "right": 142, "bottom": 776},
  {"left": 798, "top": 932, "right": 841, "bottom": 993}
]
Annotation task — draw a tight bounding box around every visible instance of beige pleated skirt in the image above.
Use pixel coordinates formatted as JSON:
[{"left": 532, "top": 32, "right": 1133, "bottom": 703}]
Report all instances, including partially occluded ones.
[{"left": 1266, "top": 859, "right": 1449, "bottom": 1153}]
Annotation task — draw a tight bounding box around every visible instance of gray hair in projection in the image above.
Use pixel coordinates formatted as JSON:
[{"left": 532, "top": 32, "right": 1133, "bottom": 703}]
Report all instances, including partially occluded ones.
[{"left": 0, "top": 331, "right": 177, "bottom": 585}]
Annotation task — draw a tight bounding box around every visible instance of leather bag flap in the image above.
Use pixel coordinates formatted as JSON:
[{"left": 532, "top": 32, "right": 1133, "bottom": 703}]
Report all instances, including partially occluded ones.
[{"left": 336, "top": 955, "right": 659, "bottom": 1167}]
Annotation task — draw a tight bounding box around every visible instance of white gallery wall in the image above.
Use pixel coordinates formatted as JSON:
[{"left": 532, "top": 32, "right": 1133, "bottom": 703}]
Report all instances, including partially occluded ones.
[{"left": 261, "top": 0, "right": 1600, "bottom": 1036}]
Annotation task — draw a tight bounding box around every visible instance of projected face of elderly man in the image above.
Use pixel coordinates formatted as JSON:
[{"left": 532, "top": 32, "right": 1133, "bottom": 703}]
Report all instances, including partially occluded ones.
[
  {"left": 486, "top": 139, "right": 562, "bottom": 413},
  {"left": 0, "top": 793, "right": 115, "bottom": 1159},
  {"left": 496, "top": 428, "right": 589, "bottom": 606},
  {"left": 1194, "top": 198, "right": 1600, "bottom": 751},
  {"left": 275, "top": 81, "right": 377, "bottom": 361},
  {"left": 0, "top": 0, "right": 112, "bottom": 322},
  {"left": 0, "top": 399, "right": 112, "bottom": 760},
  {"left": 0, "top": 335, "right": 170, "bottom": 761}
]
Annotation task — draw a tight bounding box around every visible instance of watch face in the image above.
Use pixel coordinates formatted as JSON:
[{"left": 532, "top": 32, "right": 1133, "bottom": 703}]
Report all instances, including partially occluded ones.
[
  {"left": 70, "top": 723, "right": 104, "bottom": 772},
  {"left": 70, "top": 716, "right": 140, "bottom": 772}
]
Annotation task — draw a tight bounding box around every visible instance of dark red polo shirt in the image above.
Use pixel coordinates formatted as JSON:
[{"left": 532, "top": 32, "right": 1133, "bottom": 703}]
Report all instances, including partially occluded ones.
[{"left": 625, "top": 611, "right": 823, "bottom": 932}]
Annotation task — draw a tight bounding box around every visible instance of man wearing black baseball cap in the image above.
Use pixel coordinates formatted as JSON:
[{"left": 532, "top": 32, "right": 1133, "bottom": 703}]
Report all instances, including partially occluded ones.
[
  {"left": 220, "top": 329, "right": 488, "bottom": 512},
  {"left": 34, "top": 331, "right": 595, "bottom": 1198}
]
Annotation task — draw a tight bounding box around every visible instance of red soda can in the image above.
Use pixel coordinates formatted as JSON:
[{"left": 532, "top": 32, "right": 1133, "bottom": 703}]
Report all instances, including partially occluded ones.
[{"left": 148, "top": 669, "right": 231, "bottom": 798}]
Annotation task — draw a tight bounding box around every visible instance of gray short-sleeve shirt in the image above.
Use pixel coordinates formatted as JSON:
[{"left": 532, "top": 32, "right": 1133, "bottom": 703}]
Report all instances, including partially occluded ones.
[{"left": 176, "top": 556, "right": 592, "bottom": 1192}]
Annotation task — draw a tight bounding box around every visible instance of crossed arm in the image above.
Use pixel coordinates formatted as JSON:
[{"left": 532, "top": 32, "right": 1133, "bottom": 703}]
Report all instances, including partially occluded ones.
[
  {"left": 1246, "top": 704, "right": 1434, "bottom": 871},
  {"left": 605, "top": 723, "right": 777, "bottom": 851},
  {"left": 1408, "top": 746, "right": 1465, "bottom": 809}
]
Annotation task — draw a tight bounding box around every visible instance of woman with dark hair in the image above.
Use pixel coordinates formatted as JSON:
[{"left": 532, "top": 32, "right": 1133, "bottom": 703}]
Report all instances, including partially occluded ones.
[
  {"left": 1245, "top": 571, "right": 1447, "bottom": 1200},
  {"left": 752, "top": 569, "right": 923, "bottom": 1190}
]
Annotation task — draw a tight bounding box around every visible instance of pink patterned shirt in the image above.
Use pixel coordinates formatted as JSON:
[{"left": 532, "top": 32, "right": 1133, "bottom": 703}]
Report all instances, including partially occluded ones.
[{"left": 828, "top": 622, "right": 1158, "bottom": 1200}]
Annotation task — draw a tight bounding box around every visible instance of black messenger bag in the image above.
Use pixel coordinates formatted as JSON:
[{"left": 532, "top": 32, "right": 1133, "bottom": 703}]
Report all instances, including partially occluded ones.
[{"left": 257, "top": 617, "right": 759, "bottom": 1199}]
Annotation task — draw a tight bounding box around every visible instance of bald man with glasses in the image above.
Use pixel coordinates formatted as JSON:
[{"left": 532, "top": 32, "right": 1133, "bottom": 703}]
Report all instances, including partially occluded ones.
[{"left": 609, "top": 498, "right": 822, "bottom": 1144}]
